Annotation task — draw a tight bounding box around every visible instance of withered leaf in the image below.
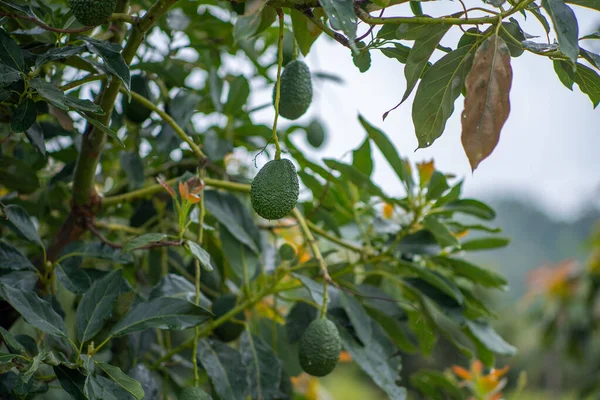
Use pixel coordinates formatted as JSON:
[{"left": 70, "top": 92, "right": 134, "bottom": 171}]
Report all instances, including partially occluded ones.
[{"left": 461, "top": 35, "right": 513, "bottom": 171}]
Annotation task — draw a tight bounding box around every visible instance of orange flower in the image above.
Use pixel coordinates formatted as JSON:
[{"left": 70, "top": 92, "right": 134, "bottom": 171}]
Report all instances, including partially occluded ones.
[
  {"left": 178, "top": 181, "right": 201, "bottom": 204},
  {"left": 452, "top": 365, "right": 472, "bottom": 381},
  {"left": 339, "top": 351, "right": 352, "bottom": 362},
  {"left": 453, "top": 360, "right": 509, "bottom": 400}
]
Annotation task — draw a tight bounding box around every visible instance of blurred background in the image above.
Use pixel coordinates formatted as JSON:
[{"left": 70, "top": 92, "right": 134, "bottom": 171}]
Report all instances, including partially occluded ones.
[{"left": 245, "top": 1, "right": 600, "bottom": 399}]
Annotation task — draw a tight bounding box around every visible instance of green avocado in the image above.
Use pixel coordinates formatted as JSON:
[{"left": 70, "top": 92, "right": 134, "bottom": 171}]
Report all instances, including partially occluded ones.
[
  {"left": 68, "top": 0, "right": 116, "bottom": 26},
  {"left": 251, "top": 159, "right": 299, "bottom": 220},
  {"left": 180, "top": 387, "right": 213, "bottom": 400},
  {"left": 298, "top": 318, "right": 341, "bottom": 377},
  {"left": 306, "top": 119, "right": 325, "bottom": 148},
  {"left": 274, "top": 60, "right": 312, "bottom": 120},
  {"left": 122, "top": 75, "right": 153, "bottom": 124},
  {"left": 212, "top": 294, "right": 245, "bottom": 342}
]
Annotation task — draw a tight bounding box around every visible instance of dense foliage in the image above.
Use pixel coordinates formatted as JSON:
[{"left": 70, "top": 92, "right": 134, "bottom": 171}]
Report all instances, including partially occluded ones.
[{"left": 0, "top": 0, "right": 598, "bottom": 398}]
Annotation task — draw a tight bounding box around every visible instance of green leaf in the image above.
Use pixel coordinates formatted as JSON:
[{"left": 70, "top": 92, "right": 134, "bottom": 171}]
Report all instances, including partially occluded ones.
[
  {"left": 292, "top": 273, "right": 329, "bottom": 307},
  {"left": 150, "top": 274, "right": 210, "bottom": 307},
  {"left": 110, "top": 297, "right": 212, "bottom": 336},
  {"left": 55, "top": 260, "right": 103, "bottom": 294},
  {"left": 542, "top": 0, "right": 579, "bottom": 63},
  {"left": 35, "top": 45, "right": 86, "bottom": 68},
  {"left": 0, "top": 28, "right": 24, "bottom": 71},
  {"left": 403, "top": 262, "right": 464, "bottom": 305},
  {"left": 439, "top": 199, "right": 496, "bottom": 220},
  {"left": 426, "top": 172, "right": 449, "bottom": 200},
  {"left": 581, "top": 31, "right": 600, "bottom": 39},
  {"left": 359, "top": 115, "right": 412, "bottom": 187},
  {"left": 290, "top": 9, "right": 321, "bottom": 56},
  {"left": 324, "top": 158, "right": 391, "bottom": 201},
  {"left": 460, "top": 237, "right": 510, "bottom": 250},
  {"left": 96, "top": 362, "right": 144, "bottom": 400},
  {"left": 554, "top": 59, "right": 575, "bottom": 89},
  {"left": 422, "top": 216, "right": 459, "bottom": 248},
  {"left": 65, "top": 96, "right": 105, "bottom": 115},
  {"left": 0, "top": 353, "right": 18, "bottom": 371},
  {"left": 465, "top": 319, "right": 516, "bottom": 355},
  {"left": 412, "top": 44, "right": 476, "bottom": 148},
  {"left": 240, "top": 331, "right": 282, "bottom": 400},
  {"left": 77, "top": 269, "right": 129, "bottom": 343},
  {"left": 119, "top": 152, "right": 144, "bottom": 190},
  {"left": 2, "top": 205, "right": 42, "bottom": 246},
  {"left": 434, "top": 256, "right": 508, "bottom": 288},
  {"left": 352, "top": 137, "right": 373, "bottom": 177},
  {"left": 22, "top": 350, "right": 49, "bottom": 383},
  {"left": 205, "top": 190, "right": 260, "bottom": 253},
  {"left": 82, "top": 37, "right": 130, "bottom": 91},
  {"left": 197, "top": 339, "right": 249, "bottom": 400},
  {"left": 54, "top": 365, "right": 87, "bottom": 400},
  {"left": 75, "top": 111, "right": 125, "bottom": 147},
  {"left": 0, "top": 64, "right": 21, "bottom": 87},
  {"left": 186, "top": 241, "right": 213, "bottom": 272},
  {"left": 573, "top": 62, "right": 600, "bottom": 107},
  {"left": 340, "top": 291, "right": 372, "bottom": 342},
  {"left": 402, "top": 25, "right": 451, "bottom": 104},
  {"left": 25, "top": 123, "right": 46, "bottom": 156},
  {"left": 411, "top": 370, "right": 464, "bottom": 400},
  {"left": 566, "top": 0, "right": 600, "bottom": 11},
  {"left": 234, "top": 0, "right": 269, "bottom": 42},
  {"left": 352, "top": 44, "right": 371, "bottom": 73},
  {"left": 223, "top": 75, "right": 250, "bottom": 115},
  {"left": 335, "top": 298, "right": 407, "bottom": 400},
  {"left": 0, "top": 242, "right": 34, "bottom": 271},
  {"left": 220, "top": 225, "right": 259, "bottom": 281},
  {"left": 380, "top": 44, "right": 411, "bottom": 64},
  {"left": 84, "top": 375, "right": 135, "bottom": 400},
  {"left": 500, "top": 20, "right": 526, "bottom": 57},
  {"left": 367, "top": 309, "right": 417, "bottom": 353},
  {"left": 62, "top": 242, "right": 134, "bottom": 264},
  {"left": 123, "top": 233, "right": 168, "bottom": 252},
  {"left": 0, "top": 284, "right": 67, "bottom": 338},
  {"left": 11, "top": 98, "right": 37, "bottom": 133},
  {"left": 0, "top": 327, "right": 27, "bottom": 355},
  {"left": 0, "top": 156, "right": 40, "bottom": 194},
  {"left": 410, "top": 1, "right": 424, "bottom": 15},
  {"left": 580, "top": 48, "right": 600, "bottom": 70},
  {"left": 320, "top": 0, "right": 358, "bottom": 50},
  {"left": 30, "top": 78, "right": 67, "bottom": 110}
]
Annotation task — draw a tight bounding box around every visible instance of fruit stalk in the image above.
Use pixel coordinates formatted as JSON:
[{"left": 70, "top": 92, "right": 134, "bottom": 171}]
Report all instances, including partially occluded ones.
[{"left": 271, "top": 8, "right": 285, "bottom": 161}]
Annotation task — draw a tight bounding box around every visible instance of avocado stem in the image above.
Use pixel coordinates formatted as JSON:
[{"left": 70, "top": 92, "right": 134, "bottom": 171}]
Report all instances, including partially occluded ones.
[{"left": 272, "top": 8, "right": 285, "bottom": 161}]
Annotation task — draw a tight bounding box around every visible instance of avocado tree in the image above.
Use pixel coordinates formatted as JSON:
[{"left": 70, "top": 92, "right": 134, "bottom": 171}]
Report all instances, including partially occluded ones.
[{"left": 0, "top": 0, "right": 598, "bottom": 398}]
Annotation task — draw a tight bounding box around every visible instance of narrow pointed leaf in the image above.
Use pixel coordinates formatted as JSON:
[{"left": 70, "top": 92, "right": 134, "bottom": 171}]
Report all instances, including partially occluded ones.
[
  {"left": 2, "top": 205, "right": 42, "bottom": 246},
  {"left": 240, "top": 331, "right": 282, "bottom": 400},
  {"left": 85, "top": 375, "right": 135, "bottom": 400},
  {"left": 77, "top": 269, "right": 129, "bottom": 343},
  {"left": 465, "top": 320, "right": 516, "bottom": 355},
  {"left": 0, "top": 241, "right": 34, "bottom": 271},
  {"left": 197, "top": 339, "right": 249, "bottom": 400},
  {"left": 123, "top": 234, "right": 168, "bottom": 252},
  {"left": 0, "top": 284, "right": 67, "bottom": 338},
  {"left": 422, "top": 216, "right": 459, "bottom": 248},
  {"left": 461, "top": 35, "right": 513, "bottom": 170},
  {"left": 573, "top": 62, "right": 600, "bottom": 107},
  {"left": 110, "top": 297, "right": 212, "bottom": 336},
  {"left": 542, "top": 0, "right": 579, "bottom": 63},
  {"left": 96, "top": 362, "right": 144, "bottom": 400},
  {"left": 54, "top": 365, "right": 87, "bottom": 400},
  {"left": 82, "top": 37, "right": 130, "bottom": 91},
  {"left": 0, "top": 28, "right": 24, "bottom": 71},
  {"left": 11, "top": 99, "right": 37, "bottom": 133},
  {"left": 320, "top": 0, "right": 357, "bottom": 50},
  {"left": 186, "top": 241, "right": 213, "bottom": 272}
]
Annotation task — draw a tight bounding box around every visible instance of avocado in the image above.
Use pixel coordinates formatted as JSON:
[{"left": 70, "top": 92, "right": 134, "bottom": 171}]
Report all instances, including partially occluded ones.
[
  {"left": 122, "top": 74, "right": 153, "bottom": 124},
  {"left": 279, "top": 243, "right": 296, "bottom": 261},
  {"left": 251, "top": 159, "right": 299, "bottom": 220},
  {"left": 68, "top": 0, "right": 116, "bottom": 26},
  {"left": 306, "top": 119, "right": 325, "bottom": 148},
  {"left": 212, "top": 294, "right": 245, "bottom": 342},
  {"left": 298, "top": 318, "right": 341, "bottom": 377},
  {"left": 180, "top": 387, "right": 212, "bottom": 400},
  {"left": 274, "top": 60, "right": 312, "bottom": 120}
]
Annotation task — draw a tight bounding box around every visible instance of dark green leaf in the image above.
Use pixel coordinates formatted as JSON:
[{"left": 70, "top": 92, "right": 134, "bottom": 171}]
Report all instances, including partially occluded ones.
[
  {"left": 110, "top": 297, "right": 212, "bottom": 336},
  {"left": 2, "top": 205, "right": 41, "bottom": 245},
  {"left": 0, "top": 64, "right": 21, "bottom": 87},
  {"left": 403, "top": 262, "right": 464, "bottom": 305},
  {"left": 359, "top": 115, "right": 412, "bottom": 187},
  {"left": 413, "top": 44, "right": 476, "bottom": 148},
  {"left": 580, "top": 48, "right": 600, "bottom": 70},
  {"left": 11, "top": 98, "right": 37, "bottom": 133},
  {"left": 581, "top": 31, "right": 600, "bottom": 39},
  {"left": 96, "top": 362, "right": 144, "bottom": 400},
  {"left": 320, "top": 0, "right": 358, "bottom": 50},
  {"left": 434, "top": 256, "right": 507, "bottom": 288},
  {"left": 402, "top": 25, "right": 451, "bottom": 103},
  {"left": 573, "top": 62, "right": 600, "bottom": 107},
  {"left": 25, "top": 123, "right": 46, "bottom": 156},
  {"left": 292, "top": 273, "right": 328, "bottom": 307},
  {"left": 30, "top": 78, "right": 67, "bottom": 110},
  {"left": 440, "top": 199, "right": 495, "bottom": 220},
  {"left": 379, "top": 44, "right": 411, "bottom": 64},
  {"left": 352, "top": 137, "right": 373, "bottom": 177},
  {"left": 82, "top": 38, "right": 130, "bottom": 91},
  {"left": 35, "top": 45, "right": 86, "bottom": 68},
  {"left": 84, "top": 375, "right": 135, "bottom": 400},
  {"left": 234, "top": 0, "right": 269, "bottom": 42},
  {"left": 65, "top": 96, "right": 105, "bottom": 115},
  {"left": 0, "top": 270, "right": 37, "bottom": 291},
  {"left": 411, "top": 370, "right": 464, "bottom": 400},
  {"left": 422, "top": 216, "right": 459, "bottom": 248},
  {"left": 220, "top": 225, "right": 260, "bottom": 281},
  {"left": 324, "top": 158, "right": 391, "bottom": 201},
  {"left": 0, "top": 28, "right": 24, "bottom": 71},
  {"left": 0, "top": 241, "right": 35, "bottom": 271},
  {"left": 77, "top": 270, "right": 129, "bottom": 343},
  {"left": 127, "top": 365, "right": 159, "bottom": 400},
  {"left": 340, "top": 291, "right": 372, "bottom": 342},
  {"left": 460, "top": 237, "right": 510, "bottom": 250},
  {"left": 123, "top": 234, "right": 168, "bottom": 252},
  {"left": 186, "top": 241, "right": 213, "bottom": 272},
  {"left": 426, "top": 172, "right": 449, "bottom": 200},
  {"left": 500, "top": 21, "right": 526, "bottom": 57},
  {"left": 75, "top": 111, "right": 125, "bottom": 147},
  {"left": 0, "top": 327, "right": 26, "bottom": 355},
  {"left": 542, "top": 0, "right": 579, "bottom": 63},
  {"left": 62, "top": 242, "right": 134, "bottom": 264},
  {"left": 554, "top": 59, "right": 575, "bottom": 89},
  {"left": 149, "top": 274, "right": 211, "bottom": 308},
  {"left": 368, "top": 309, "right": 417, "bottom": 353},
  {"left": 224, "top": 76, "right": 250, "bottom": 115},
  {"left": 240, "top": 331, "right": 282, "bottom": 400},
  {"left": 566, "top": 0, "right": 600, "bottom": 11},
  {"left": 352, "top": 45, "right": 371, "bottom": 73},
  {"left": 119, "top": 152, "right": 145, "bottom": 190},
  {"left": 197, "top": 339, "right": 249, "bottom": 400},
  {"left": 0, "top": 156, "right": 40, "bottom": 193},
  {"left": 410, "top": 1, "right": 424, "bottom": 15},
  {"left": 22, "top": 350, "right": 50, "bottom": 383},
  {"left": 290, "top": 10, "right": 321, "bottom": 56},
  {"left": 0, "top": 284, "right": 67, "bottom": 338},
  {"left": 55, "top": 260, "right": 102, "bottom": 294},
  {"left": 54, "top": 365, "right": 87, "bottom": 400},
  {"left": 286, "top": 302, "right": 318, "bottom": 343},
  {"left": 465, "top": 320, "right": 516, "bottom": 355}
]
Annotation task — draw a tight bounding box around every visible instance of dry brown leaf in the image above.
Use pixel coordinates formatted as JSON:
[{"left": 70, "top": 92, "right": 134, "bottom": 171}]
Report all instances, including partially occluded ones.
[{"left": 461, "top": 34, "right": 513, "bottom": 171}]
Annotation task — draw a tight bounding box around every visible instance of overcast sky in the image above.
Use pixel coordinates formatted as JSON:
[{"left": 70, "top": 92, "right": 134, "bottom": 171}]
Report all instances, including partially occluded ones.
[{"left": 251, "top": 2, "right": 600, "bottom": 220}]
